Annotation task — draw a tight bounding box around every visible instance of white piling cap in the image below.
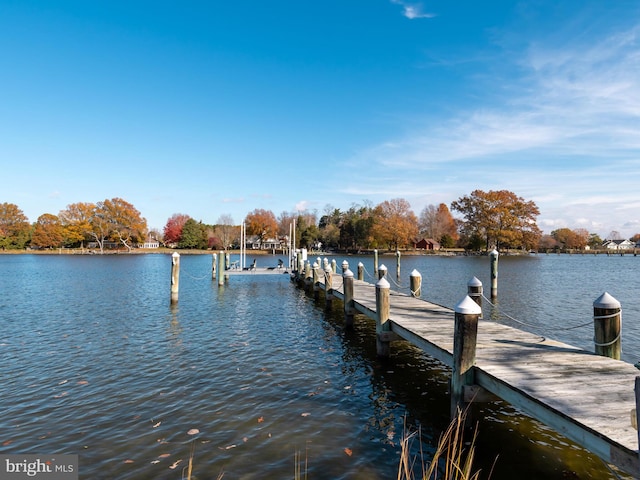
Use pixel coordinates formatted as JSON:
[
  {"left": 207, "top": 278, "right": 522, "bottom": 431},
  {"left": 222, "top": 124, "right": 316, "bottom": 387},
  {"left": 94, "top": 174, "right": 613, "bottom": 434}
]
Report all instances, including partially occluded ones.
[
  {"left": 593, "top": 292, "right": 621, "bottom": 309},
  {"left": 410, "top": 269, "right": 421, "bottom": 277},
  {"left": 376, "top": 277, "right": 390, "bottom": 289},
  {"left": 490, "top": 249, "right": 499, "bottom": 257},
  {"left": 343, "top": 269, "right": 354, "bottom": 278},
  {"left": 379, "top": 264, "right": 388, "bottom": 271},
  {"left": 172, "top": 252, "right": 180, "bottom": 258},
  {"left": 455, "top": 295, "right": 482, "bottom": 315},
  {"left": 467, "top": 276, "right": 482, "bottom": 287}
]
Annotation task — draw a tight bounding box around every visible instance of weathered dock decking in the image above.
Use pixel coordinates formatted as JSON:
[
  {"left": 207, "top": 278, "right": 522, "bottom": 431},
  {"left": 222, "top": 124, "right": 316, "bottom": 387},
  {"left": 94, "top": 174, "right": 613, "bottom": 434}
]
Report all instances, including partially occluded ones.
[{"left": 302, "top": 270, "right": 640, "bottom": 476}]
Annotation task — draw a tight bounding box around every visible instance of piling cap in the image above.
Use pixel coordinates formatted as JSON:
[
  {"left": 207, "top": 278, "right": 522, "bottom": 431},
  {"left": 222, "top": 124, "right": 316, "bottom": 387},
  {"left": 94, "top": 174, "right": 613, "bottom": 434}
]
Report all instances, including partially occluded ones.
[
  {"left": 490, "top": 249, "right": 499, "bottom": 258},
  {"left": 467, "top": 276, "right": 482, "bottom": 287},
  {"left": 172, "top": 252, "right": 180, "bottom": 258},
  {"left": 376, "top": 277, "right": 390, "bottom": 289},
  {"left": 379, "top": 264, "right": 388, "bottom": 271},
  {"left": 593, "top": 292, "right": 621, "bottom": 309},
  {"left": 410, "top": 269, "right": 421, "bottom": 277},
  {"left": 343, "top": 269, "right": 354, "bottom": 278},
  {"left": 455, "top": 295, "right": 482, "bottom": 315}
]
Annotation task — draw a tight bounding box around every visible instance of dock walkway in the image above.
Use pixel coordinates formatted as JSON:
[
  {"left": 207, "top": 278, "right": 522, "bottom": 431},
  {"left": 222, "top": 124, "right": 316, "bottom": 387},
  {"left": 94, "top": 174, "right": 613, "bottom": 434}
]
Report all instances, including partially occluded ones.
[{"left": 306, "top": 271, "right": 640, "bottom": 476}]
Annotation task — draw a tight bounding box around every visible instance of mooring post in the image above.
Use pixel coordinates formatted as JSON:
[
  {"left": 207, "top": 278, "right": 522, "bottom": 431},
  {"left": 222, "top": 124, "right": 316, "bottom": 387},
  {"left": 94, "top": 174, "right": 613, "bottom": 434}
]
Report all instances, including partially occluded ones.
[
  {"left": 634, "top": 377, "right": 640, "bottom": 453},
  {"left": 211, "top": 253, "right": 217, "bottom": 280},
  {"left": 451, "top": 295, "right": 482, "bottom": 417},
  {"left": 373, "top": 249, "right": 379, "bottom": 275},
  {"left": 490, "top": 249, "right": 499, "bottom": 299},
  {"left": 593, "top": 292, "right": 622, "bottom": 360},
  {"left": 304, "top": 261, "right": 312, "bottom": 291},
  {"left": 343, "top": 268, "right": 355, "bottom": 328},
  {"left": 324, "top": 264, "right": 334, "bottom": 307},
  {"left": 312, "top": 262, "right": 320, "bottom": 299},
  {"left": 378, "top": 264, "right": 387, "bottom": 280},
  {"left": 410, "top": 269, "right": 422, "bottom": 297},
  {"left": 331, "top": 258, "right": 337, "bottom": 273},
  {"left": 467, "top": 276, "right": 483, "bottom": 308},
  {"left": 225, "top": 253, "right": 230, "bottom": 270},
  {"left": 342, "top": 260, "right": 349, "bottom": 274},
  {"left": 296, "top": 251, "right": 303, "bottom": 276},
  {"left": 357, "top": 262, "right": 364, "bottom": 281},
  {"left": 376, "top": 277, "right": 391, "bottom": 357},
  {"left": 396, "top": 250, "right": 401, "bottom": 278},
  {"left": 217, "top": 250, "right": 225, "bottom": 286},
  {"left": 170, "top": 252, "right": 180, "bottom": 304}
]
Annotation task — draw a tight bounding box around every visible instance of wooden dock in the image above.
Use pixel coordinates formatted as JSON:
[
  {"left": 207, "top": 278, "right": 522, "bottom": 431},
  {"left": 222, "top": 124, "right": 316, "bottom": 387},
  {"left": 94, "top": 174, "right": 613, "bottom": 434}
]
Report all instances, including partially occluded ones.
[{"left": 296, "top": 268, "right": 640, "bottom": 477}]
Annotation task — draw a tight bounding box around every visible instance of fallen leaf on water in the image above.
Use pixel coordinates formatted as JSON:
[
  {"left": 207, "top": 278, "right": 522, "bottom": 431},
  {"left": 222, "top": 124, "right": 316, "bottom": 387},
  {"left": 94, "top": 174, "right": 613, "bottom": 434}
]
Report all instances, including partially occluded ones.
[
  {"left": 344, "top": 448, "right": 353, "bottom": 457},
  {"left": 344, "top": 386, "right": 351, "bottom": 390},
  {"left": 54, "top": 392, "right": 68, "bottom": 399},
  {"left": 58, "top": 380, "right": 68, "bottom": 385},
  {"left": 77, "top": 380, "right": 89, "bottom": 385},
  {"left": 301, "top": 413, "right": 310, "bottom": 417},
  {"left": 242, "top": 437, "right": 248, "bottom": 443},
  {"left": 152, "top": 421, "right": 161, "bottom": 428},
  {"left": 124, "top": 459, "right": 135, "bottom": 464},
  {"left": 3, "top": 440, "right": 12, "bottom": 446},
  {"left": 187, "top": 429, "right": 199, "bottom": 435},
  {"left": 257, "top": 417, "right": 264, "bottom": 423},
  {"left": 169, "top": 460, "right": 182, "bottom": 469},
  {"left": 218, "top": 444, "right": 237, "bottom": 450},
  {"left": 150, "top": 460, "right": 160, "bottom": 464},
  {"left": 158, "top": 454, "right": 171, "bottom": 459}
]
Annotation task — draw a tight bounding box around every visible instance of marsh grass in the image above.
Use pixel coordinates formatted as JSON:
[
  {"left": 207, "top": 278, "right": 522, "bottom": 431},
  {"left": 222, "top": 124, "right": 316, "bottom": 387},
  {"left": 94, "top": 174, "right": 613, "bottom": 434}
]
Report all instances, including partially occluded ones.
[{"left": 398, "top": 409, "right": 491, "bottom": 480}]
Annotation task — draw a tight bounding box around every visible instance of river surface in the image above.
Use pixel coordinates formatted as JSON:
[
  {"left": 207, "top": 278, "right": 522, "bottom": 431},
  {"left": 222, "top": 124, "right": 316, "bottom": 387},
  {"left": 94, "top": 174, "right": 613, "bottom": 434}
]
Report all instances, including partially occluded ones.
[{"left": 0, "top": 252, "right": 638, "bottom": 479}]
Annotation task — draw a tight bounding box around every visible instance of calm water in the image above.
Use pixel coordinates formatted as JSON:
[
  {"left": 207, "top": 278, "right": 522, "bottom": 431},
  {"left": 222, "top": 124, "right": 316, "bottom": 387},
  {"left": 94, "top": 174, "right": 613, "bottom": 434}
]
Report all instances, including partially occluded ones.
[{"left": 0, "top": 253, "right": 637, "bottom": 479}]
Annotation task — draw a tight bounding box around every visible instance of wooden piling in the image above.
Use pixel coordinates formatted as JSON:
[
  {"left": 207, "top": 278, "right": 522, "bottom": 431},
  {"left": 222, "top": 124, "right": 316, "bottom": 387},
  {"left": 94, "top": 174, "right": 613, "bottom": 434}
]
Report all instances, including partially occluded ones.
[
  {"left": 467, "top": 276, "right": 483, "bottom": 308},
  {"left": 331, "top": 258, "right": 337, "bottom": 273},
  {"left": 170, "top": 252, "right": 180, "bottom": 304},
  {"left": 410, "top": 269, "right": 421, "bottom": 298},
  {"left": 324, "top": 265, "right": 334, "bottom": 306},
  {"left": 490, "top": 249, "right": 499, "bottom": 299},
  {"left": 451, "top": 295, "right": 481, "bottom": 416},
  {"left": 396, "top": 250, "right": 401, "bottom": 278},
  {"left": 217, "top": 250, "right": 225, "bottom": 286},
  {"left": 312, "top": 262, "right": 320, "bottom": 299},
  {"left": 593, "top": 292, "right": 622, "bottom": 360},
  {"left": 357, "top": 262, "right": 364, "bottom": 281},
  {"left": 341, "top": 260, "right": 349, "bottom": 274},
  {"left": 378, "top": 264, "right": 387, "bottom": 280},
  {"left": 212, "top": 253, "right": 217, "bottom": 280},
  {"left": 374, "top": 249, "right": 379, "bottom": 275},
  {"left": 375, "top": 277, "right": 391, "bottom": 357},
  {"left": 343, "top": 269, "right": 355, "bottom": 328}
]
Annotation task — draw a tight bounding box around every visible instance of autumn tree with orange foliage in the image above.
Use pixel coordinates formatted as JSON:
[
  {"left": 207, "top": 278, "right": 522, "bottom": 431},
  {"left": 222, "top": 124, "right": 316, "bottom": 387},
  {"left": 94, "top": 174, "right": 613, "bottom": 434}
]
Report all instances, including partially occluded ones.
[
  {"left": 58, "top": 198, "right": 147, "bottom": 252},
  {"left": 451, "top": 189, "right": 541, "bottom": 251},
  {"left": 418, "top": 203, "right": 459, "bottom": 247},
  {"left": 372, "top": 198, "right": 418, "bottom": 250},
  {"left": 59, "top": 202, "right": 95, "bottom": 247},
  {"left": 31, "top": 213, "right": 65, "bottom": 249},
  {"left": 245, "top": 208, "right": 278, "bottom": 246},
  {"left": 0, "top": 202, "right": 31, "bottom": 250}
]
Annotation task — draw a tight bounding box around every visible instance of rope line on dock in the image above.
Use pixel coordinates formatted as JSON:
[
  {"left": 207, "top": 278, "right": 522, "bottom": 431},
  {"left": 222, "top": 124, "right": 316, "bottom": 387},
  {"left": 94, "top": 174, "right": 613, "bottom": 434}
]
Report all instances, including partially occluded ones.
[{"left": 481, "top": 294, "right": 593, "bottom": 332}]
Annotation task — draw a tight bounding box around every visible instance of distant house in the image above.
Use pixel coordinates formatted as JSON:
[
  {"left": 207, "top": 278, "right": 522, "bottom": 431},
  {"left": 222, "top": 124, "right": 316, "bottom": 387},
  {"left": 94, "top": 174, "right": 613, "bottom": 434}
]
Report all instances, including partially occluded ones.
[
  {"left": 603, "top": 239, "right": 635, "bottom": 250},
  {"left": 245, "top": 235, "right": 283, "bottom": 250},
  {"left": 414, "top": 238, "right": 440, "bottom": 250}
]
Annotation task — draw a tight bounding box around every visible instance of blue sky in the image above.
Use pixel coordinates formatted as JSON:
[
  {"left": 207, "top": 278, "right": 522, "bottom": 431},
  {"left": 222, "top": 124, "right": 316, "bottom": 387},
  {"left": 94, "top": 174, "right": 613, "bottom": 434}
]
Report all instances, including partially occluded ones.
[{"left": 2, "top": 1, "right": 640, "bottom": 238}]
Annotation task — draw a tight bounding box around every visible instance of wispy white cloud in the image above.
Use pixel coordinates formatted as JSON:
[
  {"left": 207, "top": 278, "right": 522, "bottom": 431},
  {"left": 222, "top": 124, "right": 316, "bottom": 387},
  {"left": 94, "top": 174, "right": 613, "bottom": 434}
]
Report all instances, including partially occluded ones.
[{"left": 390, "top": 0, "right": 435, "bottom": 20}]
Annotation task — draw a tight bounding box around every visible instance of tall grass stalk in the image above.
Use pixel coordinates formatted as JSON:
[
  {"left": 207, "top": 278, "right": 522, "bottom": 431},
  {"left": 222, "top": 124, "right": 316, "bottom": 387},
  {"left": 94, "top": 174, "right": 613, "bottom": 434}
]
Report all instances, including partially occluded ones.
[
  {"left": 294, "top": 447, "right": 308, "bottom": 480},
  {"left": 398, "top": 409, "right": 487, "bottom": 480}
]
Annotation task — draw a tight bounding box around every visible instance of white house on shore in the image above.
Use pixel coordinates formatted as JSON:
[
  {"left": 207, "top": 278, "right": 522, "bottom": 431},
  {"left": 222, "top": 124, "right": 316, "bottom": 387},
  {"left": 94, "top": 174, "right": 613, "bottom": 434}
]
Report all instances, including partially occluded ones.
[{"left": 603, "top": 239, "right": 635, "bottom": 250}]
